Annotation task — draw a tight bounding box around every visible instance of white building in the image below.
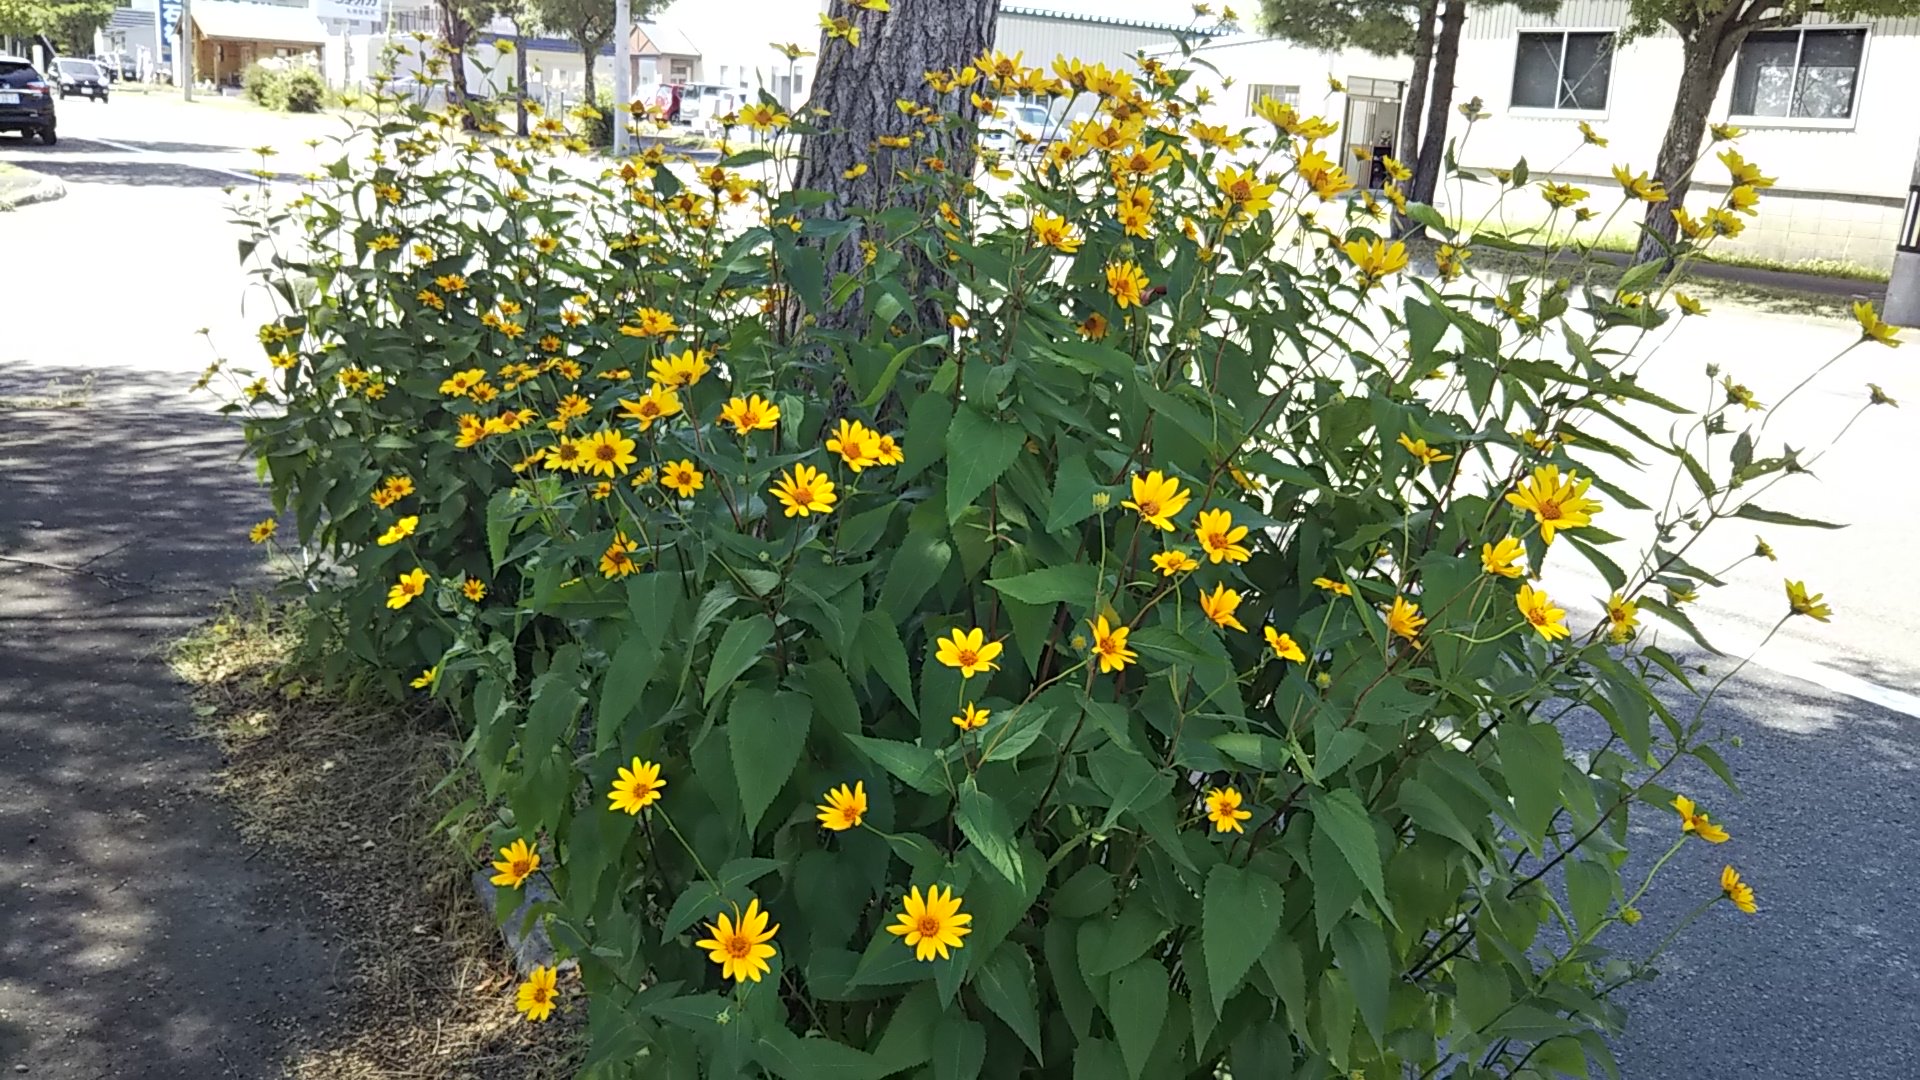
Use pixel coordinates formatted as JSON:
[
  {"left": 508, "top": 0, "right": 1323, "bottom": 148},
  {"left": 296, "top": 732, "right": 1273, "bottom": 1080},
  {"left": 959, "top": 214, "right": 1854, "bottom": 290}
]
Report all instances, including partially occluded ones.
[{"left": 1439, "top": 1, "right": 1920, "bottom": 272}]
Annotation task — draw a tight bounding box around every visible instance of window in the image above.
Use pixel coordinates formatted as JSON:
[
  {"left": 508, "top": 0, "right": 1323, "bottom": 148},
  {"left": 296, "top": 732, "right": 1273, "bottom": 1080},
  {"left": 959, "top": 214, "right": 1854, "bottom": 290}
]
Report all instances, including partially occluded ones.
[
  {"left": 1511, "top": 30, "right": 1614, "bottom": 111},
  {"left": 1245, "top": 83, "right": 1298, "bottom": 113},
  {"left": 1731, "top": 27, "right": 1864, "bottom": 120}
]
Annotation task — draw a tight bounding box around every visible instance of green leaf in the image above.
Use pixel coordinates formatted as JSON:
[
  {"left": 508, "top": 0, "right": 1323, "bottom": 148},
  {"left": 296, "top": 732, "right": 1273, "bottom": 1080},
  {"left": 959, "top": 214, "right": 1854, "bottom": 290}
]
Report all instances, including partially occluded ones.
[
  {"left": 980, "top": 703, "right": 1052, "bottom": 762},
  {"left": 902, "top": 392, "right": 952, "bottom": 481},
  {"left": 881, "top": 532, "right": 953, "bottom": 623},
  {"left": 597, "top": 635, "right": 664, "bottom": 747},
  {"left": 1203, "top": 864, "right": 1284, "bottom": 1014},
  {"left": 847, "top": 734, "right": 947, "bottom": 795},
  {"left": 932, "top": 1016, "right": 986, "bottom": 1080},
  {"left": 1052, "top": 865, "right": 1116, "bottom": 918},
  {"left": 1088, "top": 743, "right": 1171, "bottom": 832},
  {"left": 1637, "top": 597, "right": 1722, "bottom": 656},
  {"left": 731, "top": 688, "right": 811, "bottom": 833},
  {"left": 1311, "top": 788, "right": 1389, "bottom": 911},
  {"left": 485, "top": 488, "right": 518, "bottom": 570},
  {"left": 956, "top": 782, "right": 1025, "bottom": 890},
  {"left": 986, "top": 564, "right": 1099, "bottom": 607},
  {"left": 1566, "top": 857, "right": 1613, "bottom": 935},
  {"left": 975, "top": 943, "right": 1043, "bottom": 1063},
  {"left": 870, "top": 984, "right": 940, "bottom": 1073},
  {"left": 1106, "top": 957, "right": 1169, "bottom": 1079},
  {"left": 945, "top": 406, "right": 1026, "bottom": 522},
  {"left": 755, "top": 1026, "right": 888, "bottom": 1080},
  {"left": 1045, "top": 449, "right": 1106, "bottom": 532},
  {"left": 1074, "top": 1039, "right": 1125, "bottom": 1080},
  {"left": 1331, "top": 916, "right": 1390, "bottom": 1047},
  {"left": 859, "top": 334, "right": 947, "bottom": 408},
  {"left": 1395, "top": 777, "right": 1483, "bottom": 855},
  {"left": 857, "top": 611, "right": 918, "bottom": 715},
  {"left": 1500, "top": 723, "right": 1565, "bottom": 845},
  {"left": 1453, "top": 959, "right": 1509, "bottom": 1035},
  {"left": 1730, "top": 503, "right": 1845, "bottom": 529},
  {"left": 644, "top": 992, "right": 732, "bottom": 1032},
  {"left": 705, "top": 614, "right": 775, "bottom": 706}
]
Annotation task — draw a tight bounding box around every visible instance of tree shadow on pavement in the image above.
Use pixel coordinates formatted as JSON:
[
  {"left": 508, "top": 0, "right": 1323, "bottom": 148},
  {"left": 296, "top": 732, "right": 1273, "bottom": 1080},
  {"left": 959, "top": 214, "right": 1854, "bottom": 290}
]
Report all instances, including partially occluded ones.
[
  {"left": 0, "top": 361, "right": 339, "bottom": 1079},
  {"left": 11, "top": 151, "right": 246, "bottom": 190}
]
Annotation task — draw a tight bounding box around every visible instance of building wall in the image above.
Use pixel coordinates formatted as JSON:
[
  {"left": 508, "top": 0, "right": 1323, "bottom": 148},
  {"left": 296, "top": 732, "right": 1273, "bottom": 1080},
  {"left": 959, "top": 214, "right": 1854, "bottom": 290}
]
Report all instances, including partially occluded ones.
[
  {"left": 994, "top": 10, "right": 1193, "bottom": 68},
  {"left": 1167, "top": 36, "right": 1414, "bottom": 160},
  {"left": 1441, "top": 2, "right": 1920, "bottom": 271}
]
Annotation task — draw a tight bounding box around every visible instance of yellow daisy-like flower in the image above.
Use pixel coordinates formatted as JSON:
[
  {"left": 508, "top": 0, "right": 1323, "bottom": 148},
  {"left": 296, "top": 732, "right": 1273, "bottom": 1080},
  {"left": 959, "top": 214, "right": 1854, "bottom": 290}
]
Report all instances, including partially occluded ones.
[
  {"left": 607, "top": 757, "right": 665, "bottom": 814},
  {"left": 1124, "top": 470, "right": 1191, "bottom": 532},
  {"left": 1480, "top": 536, "right": 1527, "bottom": 578},
  {"left": 1602, "top": 592, "right": 1638, "bottom": 643},
  {"left": 410, "top": 665, "right": 438, "bottom": 689},
  {"left": 952, "top": 702, "right": 991, "bottom": 731},
  {"left": 1264, "top": 627, "right": 1305, "bottom": 662},
  {"left": 490, "top": 838, "right": 541, "bottom": 888},
  {"left": 1088, "top": 615, "right": 1136, "bottom": 673},
  {"left": 888, "top": 885, "right": 972, "bottom": 961},
  {"left": 1784, "top": 579, "right": 1831, "bottom": 622},
  {"left": 542, "top": 437, "right": 587, "bottom": 473},
  {"left": 1610, "top": 164, "right": 1667, "bottom": 202},
  {"left": 873, "top": 433, "right": 904, "bottom": 466},
  {"left": 1675, "top": 292, "right": 1706, "bottom": 316},
  {"left": 1194, "top": 508, "right": 1251, "bottom": 564},
  {"left": 618, "top": 385, "right": 684, "bottom": 431},
  {"left": 934, "top": 627, "right": 1002, "bottom": 679},
  {"left": 1385, "top": 595, "right": 1424, "bottom": 641},
  {"left": 1215, "top": 164, "right": 1279, "bottom": 217},
  {"left": 1341, "top": 237, "right": 1409, "bottom": 284},
  {"left": 816, "top": 781, "right": 867, "bottom": 831},
  {"left": 515, "top": 965, "right": 559, "bottom": 1022},
  {"left": 1539, "top": 182, "right": 1589, "bottom": 209},
  {"left": 1720, "top": 864, "right": 1757, "bottom": 915},
  {"left": 648, "top": 348, "right": 711, "bottom": 389},
  {"left": 1198, "top": 583, "right": 1247, "bottom": 633},
  {"left": 387, "top": 568, "right": 429, "bottom": 610},
  {"left": 718, "top": 394, "right": 781, "bottom": 435},
  {"left": 695, "top": 899, "right": 780, "bottom": 983},
  {"left": 463, "top": 578, "right": 488, "bottom": 602},
  {"left": 438, "top": 367, "right": 488, "bottom": 397},
  {"left": 826, "top": 418, "right": 882, "bottom": 471},
  {"left": 600, "top": 532, "right": 641, "bottom": 578},
  {"left": 1313, "top": 575, "right": 1352, "bottom": 596},
  {"left": 1205, "top": 787, "right": 1252, "bottom": 833},
  {"left": 580, "top": 429, "right": 640, "bottom": 478},
  {"left": 1577, "top": 120, "right": 1607, "bottom": 146},
  {"left": 1105, "top": 260, "right": 1150, "bottom": 309},
  {"left": 1672, "top": 795, "right": 1731, "bottom": 844},
  {"left": 248, "top": 518, "right": 278, "bottom": 544},
  {"left": 626, "top": 307, "right": 678, "bottom": 337},
  {"left": 1505, "top": 465, "right": 1602, "bottom": 544},
  {"left": 1152, "top": 549, "right": 1199, "bottom": 576},
  {"left": 1030, "top": 211, "right": 1083, "bottom": 253},
  {"left": 1397, "top": 433, "right": 1453, "bottom": 466},
  {"left": 1853, "top": 301, "right": 1902, "bottom": 347},
  {"left": 770, "top": 463, "right": 838, "bottom": 517},
  {"left": 1515, "top": 583, "right": 1569, "bottom": 641},
  {"left": 660, "top": 459, "right": 705, "bottom": 499},
  {"left": 377, "top": 515, "right": 419, "bottom": 546},
  {"left": 843, "top": 163, "right": 869, "bottom": 180}
]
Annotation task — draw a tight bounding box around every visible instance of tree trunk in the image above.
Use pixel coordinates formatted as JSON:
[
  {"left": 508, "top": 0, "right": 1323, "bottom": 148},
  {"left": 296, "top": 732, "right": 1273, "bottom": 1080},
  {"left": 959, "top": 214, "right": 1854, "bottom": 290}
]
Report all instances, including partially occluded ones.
[
  {"left": 1409, "top": 0, "right": 1464, "bottom": 215},
  {"left": 582, "top": 46, "right": 596, "bottom": 109},
  {"left": 793, "top": 0, "right": 999, "bottom": 333},
  {"left": 516, "top": 20, "right": 529, "bottom": 136},
  {"left": 1636, "top": 33, "right": 1743, "bottom": 263},
  {"left": 1393, "top": 0, "right": 1438, "bottom": 236},
  {"left": 439, "top": 0, "right": 475, "bottom": 130}
]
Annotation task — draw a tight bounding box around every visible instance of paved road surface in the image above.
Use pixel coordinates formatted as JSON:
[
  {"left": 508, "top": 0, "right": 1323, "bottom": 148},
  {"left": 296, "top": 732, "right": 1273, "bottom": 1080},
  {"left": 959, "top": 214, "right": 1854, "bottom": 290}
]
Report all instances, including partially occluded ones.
[{"left": 2, "top": 93, "right": 1916, "bottom": 1078}]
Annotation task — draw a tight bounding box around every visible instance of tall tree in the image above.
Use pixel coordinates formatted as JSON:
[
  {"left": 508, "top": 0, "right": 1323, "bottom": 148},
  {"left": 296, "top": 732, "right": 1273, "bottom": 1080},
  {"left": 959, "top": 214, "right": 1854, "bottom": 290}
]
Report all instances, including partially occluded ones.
[
  {"left": 1629, "top": 0, "right": 1920, "bottom": 262},
  {"left": 436, "top": 0, "right": 495, "bottom": 127},
  {"left": 530, "top": 0, "right": 611, "bottom": 105}
]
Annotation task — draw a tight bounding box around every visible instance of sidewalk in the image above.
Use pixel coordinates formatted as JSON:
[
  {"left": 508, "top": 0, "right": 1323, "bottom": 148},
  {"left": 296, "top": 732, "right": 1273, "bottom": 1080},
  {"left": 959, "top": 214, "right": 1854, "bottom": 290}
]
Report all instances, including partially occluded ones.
[
  {"left": 0, "top": 364, "right": 338, "bottom": 1078},
  {"left": 0, "top": 164, "right": 65, "bottom": 210}
]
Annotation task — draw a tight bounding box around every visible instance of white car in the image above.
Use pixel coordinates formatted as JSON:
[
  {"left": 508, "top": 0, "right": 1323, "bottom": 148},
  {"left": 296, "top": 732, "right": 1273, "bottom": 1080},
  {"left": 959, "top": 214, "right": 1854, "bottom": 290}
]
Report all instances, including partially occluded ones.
[{"left": 980, "top": 102, "right": 1058, "bottom": 156}]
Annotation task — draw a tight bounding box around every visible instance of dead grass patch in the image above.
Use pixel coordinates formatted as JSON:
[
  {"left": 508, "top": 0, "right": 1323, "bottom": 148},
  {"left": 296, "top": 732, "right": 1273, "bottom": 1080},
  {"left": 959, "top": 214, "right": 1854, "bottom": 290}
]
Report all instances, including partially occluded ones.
[{"left": 172, "top": 599, "right": 581, "bottom": 1078}]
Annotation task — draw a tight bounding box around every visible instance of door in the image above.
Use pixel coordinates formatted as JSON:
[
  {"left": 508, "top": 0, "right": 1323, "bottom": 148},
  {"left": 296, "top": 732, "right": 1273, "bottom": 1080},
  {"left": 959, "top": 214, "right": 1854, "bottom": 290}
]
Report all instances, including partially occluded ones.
[{"left": 1341, "top": 76, "right": 1405, "bottom": 189}]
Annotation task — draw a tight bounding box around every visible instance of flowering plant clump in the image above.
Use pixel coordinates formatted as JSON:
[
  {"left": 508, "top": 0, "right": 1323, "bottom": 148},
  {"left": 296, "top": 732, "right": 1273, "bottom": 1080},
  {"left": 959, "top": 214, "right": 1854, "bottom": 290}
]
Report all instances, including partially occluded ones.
[{"left": 212, "top": 32, "right": 1899, "bottom": 1080}]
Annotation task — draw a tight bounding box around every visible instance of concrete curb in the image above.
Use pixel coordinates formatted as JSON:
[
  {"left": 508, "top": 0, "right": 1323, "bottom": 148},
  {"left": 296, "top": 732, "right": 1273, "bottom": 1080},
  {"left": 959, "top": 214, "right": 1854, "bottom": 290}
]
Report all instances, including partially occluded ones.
[{"left": 0, "top": 170, "right": 68, "bottom": 211}]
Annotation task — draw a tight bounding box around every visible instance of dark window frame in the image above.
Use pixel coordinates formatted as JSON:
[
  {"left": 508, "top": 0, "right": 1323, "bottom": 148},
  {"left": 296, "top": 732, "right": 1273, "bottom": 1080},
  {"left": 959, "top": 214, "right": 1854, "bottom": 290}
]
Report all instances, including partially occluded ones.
[
  {"left": 1730, "top": 25, "right": 1867, "bottom": 122},
  {"left": 1510, "top": 29, "right": 1616, "bottom": 113}
]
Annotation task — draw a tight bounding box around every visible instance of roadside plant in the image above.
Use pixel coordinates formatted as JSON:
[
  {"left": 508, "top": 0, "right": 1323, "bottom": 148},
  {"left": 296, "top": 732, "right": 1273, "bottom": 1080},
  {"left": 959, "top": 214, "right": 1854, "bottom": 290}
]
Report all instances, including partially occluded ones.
[{"left": 210, "top": 37, "right": 1898, "bottom": 1080}]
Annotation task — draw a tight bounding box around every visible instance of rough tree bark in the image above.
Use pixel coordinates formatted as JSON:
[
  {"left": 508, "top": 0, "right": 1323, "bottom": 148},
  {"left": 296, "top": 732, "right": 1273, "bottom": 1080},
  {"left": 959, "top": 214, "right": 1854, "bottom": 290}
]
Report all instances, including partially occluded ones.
[
  {"left": 794, "top": 0, "right": 1000, "bottom": 332},
  {"left": 515, "top": 17, "right": 530, "bottom": 135},
  {"left": 1393, "top": 0, "right": 1438, "bottom": 235},
  {"left": 438, "top": 0, "right": 476, "bottom": 129},
  {"left": 1409, "top": 0, "right": 1465, "bottom": 211}
]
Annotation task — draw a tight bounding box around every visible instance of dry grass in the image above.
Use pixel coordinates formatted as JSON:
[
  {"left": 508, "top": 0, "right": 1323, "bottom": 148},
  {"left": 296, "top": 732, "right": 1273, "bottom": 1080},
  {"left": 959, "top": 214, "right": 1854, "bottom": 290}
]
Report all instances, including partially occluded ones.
[{"left": 171, "top": 599, "right": 582, "bottom": 1079}]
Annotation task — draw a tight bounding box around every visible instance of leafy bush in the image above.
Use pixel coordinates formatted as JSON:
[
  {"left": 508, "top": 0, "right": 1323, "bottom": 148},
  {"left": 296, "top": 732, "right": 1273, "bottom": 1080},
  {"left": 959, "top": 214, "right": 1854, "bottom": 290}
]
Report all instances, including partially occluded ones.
[
  {"left": 282, "top": 67, "right": 325, "bottom": 113},
  {"left": 241, "top": 63, "right": 285, "bottom": 109},
  {"left": 213, "top": 48, "right": 1899, "bottom": 1080}
]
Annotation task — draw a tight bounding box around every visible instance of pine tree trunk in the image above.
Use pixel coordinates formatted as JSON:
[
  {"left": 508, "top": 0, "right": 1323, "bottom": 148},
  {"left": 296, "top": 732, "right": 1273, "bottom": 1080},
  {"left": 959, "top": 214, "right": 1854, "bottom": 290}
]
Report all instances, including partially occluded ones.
[
  {"left": 1393, "top": 0, "right": 1439, "bottom": 237},
  {"left": 1409, "top": 0, "right": 1464, "bottom": 214},
  {"left": 439, "top": 0, "right": 474, "bottom": 129},
  {"left": 793, "top": 0, "right": 999, "bottom": 333},
  {"left": 1636, "top": 34, "right": 1741, "bottom": 264},
  {"left": 583, "top": 47, "right": 596, "bottom": 108},
  {"left": 516, "top": 22, "right": 529, "bottom": 136}
]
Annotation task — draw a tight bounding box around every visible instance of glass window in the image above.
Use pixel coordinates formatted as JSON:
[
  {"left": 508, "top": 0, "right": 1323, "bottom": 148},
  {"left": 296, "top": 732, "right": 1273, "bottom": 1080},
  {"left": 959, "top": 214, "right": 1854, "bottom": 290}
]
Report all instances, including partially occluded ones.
[
  {"left": 1732, "top": 27, "right": 1864, "bottom": 119},
  {"left": 1512, "top": 30, "right": 1614, "bottom": 110},
  {"left": 1245, "top": 82, "right": 1299, "bottom": 114}
]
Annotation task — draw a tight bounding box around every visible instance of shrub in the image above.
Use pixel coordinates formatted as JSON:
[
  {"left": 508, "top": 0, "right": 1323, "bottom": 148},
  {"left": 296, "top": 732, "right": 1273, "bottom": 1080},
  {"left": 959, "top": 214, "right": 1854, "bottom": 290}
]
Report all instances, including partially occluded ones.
[
  {"left": 213, "top": 51, "right": 1899, "bottom": 1080},
  {"left": 241, "top": 63, "right": 286, "bottom": 109},
  {"left": 282, "top": 67, "right": 326, "bottom": 113}
]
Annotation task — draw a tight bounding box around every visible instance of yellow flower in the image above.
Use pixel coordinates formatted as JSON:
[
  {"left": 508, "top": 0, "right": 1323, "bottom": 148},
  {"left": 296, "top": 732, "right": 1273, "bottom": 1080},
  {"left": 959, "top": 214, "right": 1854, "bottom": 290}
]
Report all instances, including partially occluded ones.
[
  {"left": 1610, "top": 165, "right": 1667, "bottom": 202},
  {"left": 1114, "top": 186, "right": 1154, "bottom": 238},
  {"left": 1727, "top": 184, "right": 1760, "bottom": 216},
  {"left": 1710, "top": 122, "right": 1744, "bottom": 141},
  {"left": 1480, "top": 536, "right": 1527, "bottom": 578},
  {"left": 515, "top": 965, "right": 559, "bottom": 1022},
  {"left": 438, "top": 367, "right": 487, "bottom": 397},
  {"left": 617, "top": 386, "right": 684, "bottom": 431},
  {"left": 1703, "top": 206, "right": 1745, "bottom": 238},
  {"left": 624, "top": 307, "right": 679, "bottom": 337},
  {"left": 1722, "top": 376, "right": 1763, "bottom": 412},
  {"left": 1671, "top": 207, "right": 1707, "bottom": 241},
  {"left": 740, "top": 103, "right": 789, "bottom": 131},
  {"left": 248, "top": 518, "right": 278, "bottom": 544},
  {"left": 1605, "top": 592, "right": 1638, "bottom": 642},
  {"left": 1105, "top": 260, "right": 1150, "bottom": 309},
  {"left": 410, "top": 665, "right": 437, "bottom": 689},
  {"left": 1189, "top": 121, "right": 1245, "bottom": 150},
  {"left": 843, "top": 163, "right": 869, "bottom": 180},
  {"left": 1577, "top": 120, "right": 1607, "bottom": 147},
  {"left": 660, "top": 459, "right": 705, "bottom": 499},
  {"left": 819, "top": 12, "right": 861, "bottom": 46},
  {"left": 1540, "top": 182, "right": 1589, "bottom": 209},
  {"left": 695, "top": 899, "right": 780, "bottom": 983},
  {"left": 1088, "top": 616, "right": 1136, "bottom": 673},
  {"left": 600, "top": 532, "right": 641, "bottom": 578},
  {"left": 1397, "top": 433, "right": 1453, "bottom": 466},
  {"left": 373, "top": 475, "right": 414, "bottom": 507},
  {"left": 607, "top": 757, "right": 665, "bottom": 814},
  {"left": 1675, "top": 292, "right": 1706, "bottom": 316},
  {"left": 1784, "top": 579, "right": 1831, "bottom": 622},
  {"left": 770, "top": 462, "right": 838, "bottom": 517},
  {"left": 1215, "top": 164, "right": 1279, "bottom": 216},
  {"left": 1720, "top": 864, "right": 1757, "bottom": 915},
  {"left": 579, "top": 429, "right": 639, "bottom": 478},
  {"left": 1313, "top": 575, "right": 1352, "bottom": 596},
  {"left": 490, "top": 838, "right": 541, "bottom": 888},
  {"left": 1380, "top": 155, "right": 1412, "bottom": 183},
  {"left": 826, "top": 418, "right": 883, "bottom": 471},
  {"left": 1197, "top": 583, "right": 1247, "bottom": 633},
  {"left": 1505, "top": 465, "right": 1602, "bottom": 544},
  {"left": 1205, "top": 787, "right": 1252, "bottom": 833},
  {"left": 718, "top": 394, "right": 781, "bottom": 435},
  {"left": 1672, "top": 795, "right": 1731, "bottom": 844},
  {"left": 1123, "top": 470, "right": 1191, "bottom": 531},
  {"left": 888, "top": 885, "right": 972, "bottom": 961},
  {"left": 1515, "top": 583, "right": 1569, "bottom": 641},
  {"left": 1029, "top": 211, "right": 1083, "bottom": 253},
  {"left": 1386, "top": 595, "right": 1424, "bottom": 641},
  {"left": 1152, "top": 549, "right": 1199, "bottom": 576},
  {"left": 1854, "top": 301, "right": 1901, "bottom": 347},
  {"left": 952, "top": 702, "right": 990, "bottom": 731},
  {"left": 542, "top": 437, "right": 587, "bottom": 473},
  {"left": 648, "top": 348, "right": 711, "bottom": 389},
  {"left": 377, "top": 515, "right": 419, "bottom": 546},
  {"left": 1194, "top": 508, "right": 1251, "bottom": 564},
  {"left": 1341, "top": 238, "right": 1408, "bottom": 284},
  {"left": 1264, "top": 627, "right": 1305, "bottom": 662},
  {"left": 1719, "top": 147, "right": 1774, "bottom": 189},
  {"left": 1754, "top": 536, "right": 1777, "bottom": 561},
  {"left": 874, "top": 433, "right": 905, "bottom": 466},
  {"left": 1078, "top": 312, "right": 1110, "bottom": 340},
  {"left": 463, "top": 578, "right": 488, "bottom": 602},
  {"left": 935, "top": 627, "right": 1002, "bottom": 678},
  {"left": 387, "top": 568, "right": 429, "bottom": 610},
  {"left": 817, "top": 781, "right": 867, "bottom": 831}
]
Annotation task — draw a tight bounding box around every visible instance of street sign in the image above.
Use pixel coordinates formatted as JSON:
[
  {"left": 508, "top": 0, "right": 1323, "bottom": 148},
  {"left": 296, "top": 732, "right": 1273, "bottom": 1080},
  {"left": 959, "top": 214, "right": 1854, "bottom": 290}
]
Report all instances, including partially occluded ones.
[
  {"left": 313, "top": 0, "right": 384, "bottom": 23},
  {"left": 159, "top": 0, "right": 181, "bottom": 62}
]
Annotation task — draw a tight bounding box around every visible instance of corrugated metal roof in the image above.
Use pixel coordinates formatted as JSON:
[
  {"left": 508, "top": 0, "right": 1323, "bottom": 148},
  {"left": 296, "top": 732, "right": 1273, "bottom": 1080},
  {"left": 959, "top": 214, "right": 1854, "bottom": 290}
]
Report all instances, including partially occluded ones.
[
  {"left": 1001, "top": 5, "right": 1227, "bottom": 35},
  {"left": 190, "top": 0, "right": 326, "bottom": 44}
]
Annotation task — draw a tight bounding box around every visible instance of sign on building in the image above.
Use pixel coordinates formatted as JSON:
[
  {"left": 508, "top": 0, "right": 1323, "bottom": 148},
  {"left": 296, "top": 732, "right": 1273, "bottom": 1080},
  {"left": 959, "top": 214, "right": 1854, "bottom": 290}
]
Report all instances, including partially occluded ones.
[
  {"left": 313, "top": 0, "right": 385, "bottom": 26},
  {"left": 158, "top": 0, "right": 181, "bottom": 62}
]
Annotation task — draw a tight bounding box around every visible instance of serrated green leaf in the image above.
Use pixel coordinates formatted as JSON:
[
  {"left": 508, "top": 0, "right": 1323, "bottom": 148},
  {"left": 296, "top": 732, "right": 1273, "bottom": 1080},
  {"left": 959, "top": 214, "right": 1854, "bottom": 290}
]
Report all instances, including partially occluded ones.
[
  {"left": 881, "top": 532, "right": 953, "bottom": 623},
  {"left": 979, "top": 703, "right": 1052, "bottom": 762},
  {"left": 1203, "top": 864, "right": 1284, "bottom": 1014},
  {"left": 1311, "top": 788, "right": 1388, "bottom": 911},
  {"left": 932, "top": 1016, "right": 986, "bottom": 1080},
  {"left": 945, "top": 406, "right": 1025, "bottom": 522},
  {"left": 986, "top": 563, "right": 1099, "bottom": 607},
  {"left": 1731, "top": 503, "right": 1845, "bottom": 529},
  {"left": 847, "top": 734, "right": 947, "bottom": 795},
  {"left": 956, "top": 782, "right": 1025, "bottom": 890},
  {"left": 975, "top": 943, "right": 1043, "bottom": 1063},
  {"left": 705, "top": 614, "right": 774, "bottom": 706},
  {"left": 1637, "top": 596, "right": 1721, "bottom": 655},
  {"left": 1331, "top": 916, "right": 1390, "bottom": 1047},
  {"left": 1106, "top": 957, "right": 1169, "bottom": 1079},
  {"left": 856, "top": 611, "right": 918, "bottom": 715},
  {"left": 731, "top": 687, "right": 810, "bottom": 832}
]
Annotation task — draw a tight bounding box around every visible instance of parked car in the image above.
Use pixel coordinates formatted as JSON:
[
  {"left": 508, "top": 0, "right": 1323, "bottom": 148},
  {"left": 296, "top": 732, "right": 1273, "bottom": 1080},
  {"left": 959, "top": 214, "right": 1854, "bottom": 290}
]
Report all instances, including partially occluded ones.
[
  {"left": 90, "top": 55, "right": 120, "bottom": 82},
  {"left": 53, "top": 58, "right": 108, "bottom": 102},
  {"left": 119, "top": 57, "right": 138, "bottom": 81},
  {"left": 0, "top": 55, "right": 57, "bottom": 144},
  {"left": 980, "top": 102, "right": 1058, "bottom": 156}
]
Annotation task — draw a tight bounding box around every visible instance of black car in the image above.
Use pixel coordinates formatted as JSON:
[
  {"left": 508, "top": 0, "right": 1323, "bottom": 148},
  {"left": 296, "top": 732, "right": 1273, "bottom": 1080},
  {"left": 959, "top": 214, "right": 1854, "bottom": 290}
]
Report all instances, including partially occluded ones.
[
  {"left": 0, "top": 56, "right": 56, "bottom": 144},
  {"left": 53, "top": 58, "right": 108, "bottom": 102}
]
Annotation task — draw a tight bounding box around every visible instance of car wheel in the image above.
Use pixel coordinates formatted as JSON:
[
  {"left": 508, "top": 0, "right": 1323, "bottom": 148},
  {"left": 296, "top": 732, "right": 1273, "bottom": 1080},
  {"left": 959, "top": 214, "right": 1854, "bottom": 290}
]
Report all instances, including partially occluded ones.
[{"left": 39, "top": 126, "right": 57, "bottom": 146}]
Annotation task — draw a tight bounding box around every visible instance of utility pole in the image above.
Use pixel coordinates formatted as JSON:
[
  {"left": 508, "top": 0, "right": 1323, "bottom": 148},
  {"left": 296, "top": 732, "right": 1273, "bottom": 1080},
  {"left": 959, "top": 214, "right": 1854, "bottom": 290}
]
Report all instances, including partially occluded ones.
[
  {"left": 1886, "top": 137, "right": 1920, "bottom": 328},
  {"left": 180, "top": 0, "right": 192, "bottom": 100},
  {"left": 611, "top": 0, "right": 630, "bottom": 155}
]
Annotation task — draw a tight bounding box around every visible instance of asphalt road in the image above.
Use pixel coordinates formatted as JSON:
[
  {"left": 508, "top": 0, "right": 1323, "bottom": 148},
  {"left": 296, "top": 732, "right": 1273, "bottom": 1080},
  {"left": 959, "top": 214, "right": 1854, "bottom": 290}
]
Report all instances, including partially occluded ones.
[{"left": 2, "top": 93, "right": 1916, "bottom": 1078}]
